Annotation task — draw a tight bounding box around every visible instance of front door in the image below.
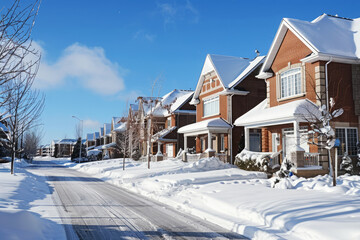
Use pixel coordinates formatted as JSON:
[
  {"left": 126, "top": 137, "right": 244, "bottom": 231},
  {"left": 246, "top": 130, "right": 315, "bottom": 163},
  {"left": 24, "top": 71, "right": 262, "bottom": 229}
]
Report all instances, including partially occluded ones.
[{"left": 166, "top": 143, "right": 173, "bottom": 158}]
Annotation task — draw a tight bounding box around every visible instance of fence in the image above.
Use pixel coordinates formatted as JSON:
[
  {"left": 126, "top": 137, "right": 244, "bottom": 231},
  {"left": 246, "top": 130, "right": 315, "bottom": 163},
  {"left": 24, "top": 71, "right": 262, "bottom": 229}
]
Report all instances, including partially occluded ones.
[{"left": 304, "top": 152, "right": 320, "bottom": 166}]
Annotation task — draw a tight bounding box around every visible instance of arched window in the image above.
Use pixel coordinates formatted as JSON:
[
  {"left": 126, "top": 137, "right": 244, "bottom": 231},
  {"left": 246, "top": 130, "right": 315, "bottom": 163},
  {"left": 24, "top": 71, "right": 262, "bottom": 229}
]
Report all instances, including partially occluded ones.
[{"left": 280, "top": 67, "right": 302, "bottom": 98}]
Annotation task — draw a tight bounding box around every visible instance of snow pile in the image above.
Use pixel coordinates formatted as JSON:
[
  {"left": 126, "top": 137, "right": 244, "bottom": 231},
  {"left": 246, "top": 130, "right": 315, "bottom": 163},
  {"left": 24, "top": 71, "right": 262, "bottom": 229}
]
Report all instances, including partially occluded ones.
[
  {"left": 273, "top": 174, "right": 360, "bottom": 195},
  {"left": 0, "top": 158, "right": 66, "bottom": 240},
  {"left": 181, "top": 157, "right": 232, "bottom": 172},
  {"left": 67, "top": 157, "right": 360, "bottom": 240}
]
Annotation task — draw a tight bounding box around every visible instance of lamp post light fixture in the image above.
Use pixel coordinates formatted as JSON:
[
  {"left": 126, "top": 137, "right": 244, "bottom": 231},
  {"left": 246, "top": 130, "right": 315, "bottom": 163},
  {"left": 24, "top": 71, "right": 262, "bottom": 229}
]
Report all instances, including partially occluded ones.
[{"left": 72, "top": 115, "right": 83, "bottom": 163}]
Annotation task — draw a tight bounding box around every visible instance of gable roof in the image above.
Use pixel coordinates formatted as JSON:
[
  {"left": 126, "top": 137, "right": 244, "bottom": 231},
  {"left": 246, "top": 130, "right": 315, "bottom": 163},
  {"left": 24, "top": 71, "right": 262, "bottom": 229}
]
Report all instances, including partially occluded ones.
[
  {"left": 87, "top": 133, "right": 95, "bottom": 141},
  {"left": 94, "top": 132, "right": 100, "bottom": 139},
  {"left": 191, "top": 54, "right": 265, "bottom": 104},
  {"left": 99, "top": 127, "right": 104, "bottom": 137},
  {"left": 104, "top": 123, "right": 111, "bottom": 136},
  {"left": 258, "top": 14, "right": 360, "bottom": 78},
  {"left": 152, "top": 89, "right": 194, "bottom": 117}
]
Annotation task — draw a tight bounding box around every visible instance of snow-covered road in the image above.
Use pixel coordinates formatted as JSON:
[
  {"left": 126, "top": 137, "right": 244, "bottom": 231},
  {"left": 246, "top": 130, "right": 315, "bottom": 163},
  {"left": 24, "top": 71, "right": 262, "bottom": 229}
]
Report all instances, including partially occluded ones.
[{"left": 28, "top": 158, "right": 247, "bottom": 240}]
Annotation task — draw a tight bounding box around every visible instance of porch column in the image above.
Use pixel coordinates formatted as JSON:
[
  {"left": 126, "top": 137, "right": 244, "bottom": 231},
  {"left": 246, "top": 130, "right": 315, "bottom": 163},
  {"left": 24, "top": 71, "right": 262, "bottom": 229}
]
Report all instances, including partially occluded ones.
[
  {"left": 155, "top": 142, "right": 163, "bottom": 161},
  {"left": 182, "top": 134, "right": 188, "bottom": 162},
  {"left": 244, "top": 127, "right": 250, "bottom": 150},
  {"left": 292, "top": 121, "right": 305, "bottom": 167},
  {"left": 208, "top": 132, "right": 213, "bottom": 150},
  {"left": 206, "top": 132, "right": 215, "bottom": 157}
]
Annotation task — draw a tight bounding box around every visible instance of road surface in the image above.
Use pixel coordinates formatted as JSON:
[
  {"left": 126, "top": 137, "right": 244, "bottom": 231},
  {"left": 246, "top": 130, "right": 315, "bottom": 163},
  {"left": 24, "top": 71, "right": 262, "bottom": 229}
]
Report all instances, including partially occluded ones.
[{"left": 28, "top": 159, "right": 248, "bottom": 240}]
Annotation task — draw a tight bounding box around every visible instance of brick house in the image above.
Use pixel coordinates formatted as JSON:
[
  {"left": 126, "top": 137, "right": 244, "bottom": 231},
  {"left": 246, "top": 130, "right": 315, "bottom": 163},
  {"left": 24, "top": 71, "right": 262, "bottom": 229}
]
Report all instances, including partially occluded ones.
[
  {"left": 151, "top": 89, "right": 196, "bottom": 158},
  {"left": 234, "top": 14, "right": 360, "bottom": 177},
  {"left": 178, "top": 54, "right": 266, "bottom": 163}
]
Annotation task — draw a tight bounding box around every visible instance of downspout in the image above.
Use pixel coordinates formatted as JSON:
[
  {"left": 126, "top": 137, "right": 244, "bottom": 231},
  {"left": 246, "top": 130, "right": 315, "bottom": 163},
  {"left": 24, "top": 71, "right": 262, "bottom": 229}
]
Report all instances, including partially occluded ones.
[
  {"left": 229, "top": 93, "right": 235, "bottom": 165},
  {"left": 325, "top": 58, "right": 333, "bottom": 111}
]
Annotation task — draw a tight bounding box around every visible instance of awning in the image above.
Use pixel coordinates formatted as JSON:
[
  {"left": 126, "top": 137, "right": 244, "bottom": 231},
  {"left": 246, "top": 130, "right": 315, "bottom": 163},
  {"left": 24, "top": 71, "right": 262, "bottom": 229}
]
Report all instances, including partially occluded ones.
[
  {"left": 234, "top": 99, "right": 321, "bottom": 128},
  {"left": 178, "top": 117, "right": 231, "bottom": 136}
]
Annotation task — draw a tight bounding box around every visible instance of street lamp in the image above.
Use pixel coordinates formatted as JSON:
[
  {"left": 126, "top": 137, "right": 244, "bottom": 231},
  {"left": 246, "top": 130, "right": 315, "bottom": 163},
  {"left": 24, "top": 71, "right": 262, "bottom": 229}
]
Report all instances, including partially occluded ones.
[{"left": 72, "top": 116, "right": 83, "bottom": 163}]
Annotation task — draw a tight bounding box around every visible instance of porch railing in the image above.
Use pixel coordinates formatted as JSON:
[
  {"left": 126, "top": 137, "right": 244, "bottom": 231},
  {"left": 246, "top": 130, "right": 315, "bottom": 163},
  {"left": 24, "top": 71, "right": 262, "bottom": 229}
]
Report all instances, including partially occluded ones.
[{"left": 304, "top": 152, "right": 320, "bottom": 166}]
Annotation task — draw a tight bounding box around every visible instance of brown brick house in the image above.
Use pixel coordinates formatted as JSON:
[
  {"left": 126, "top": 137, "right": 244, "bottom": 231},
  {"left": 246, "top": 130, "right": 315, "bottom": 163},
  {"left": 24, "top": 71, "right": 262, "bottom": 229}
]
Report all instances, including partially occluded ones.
[
  {"left": 151, "top": 89, "right": 196, "bottom": 158},
  {"left": 235, "top": 14, "right": 360, "bottom": 177},
  {"left": 179, "top": 54, "right": 266, "bottom": 163}
]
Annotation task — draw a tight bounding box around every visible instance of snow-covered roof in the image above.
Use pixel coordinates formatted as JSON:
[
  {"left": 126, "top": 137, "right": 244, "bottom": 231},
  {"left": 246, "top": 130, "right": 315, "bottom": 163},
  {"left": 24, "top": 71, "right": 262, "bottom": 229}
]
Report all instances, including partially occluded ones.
[
  {"left": 192, "top": 54, "right": 265, "bottom": 104},
  {"left": 95, "top": 142, "right": 116, "bottom": 150},
  {"left": 58, "top": 139, "right": 77, "bottom": 144},
  {"left": 87, "top": 133, "right": 95, "bottom": 141},
  {"left": 99, "top": 127, "right": 104, "bottom": 137},
  {"left": 152, "top": 89, "right": 194, "bottom": 117},
  {"left": 130, "top": 103, "right": 139, "bottom": 112},
  {"left": 114, "top": 121, "right": 127, "bottom": 133},
  {"left": 258, "top": 14, "right": 360, "bottom": 78},
  {"left": 104, "top": 123, "right": 111, "bottom": 135},
  {"left": 234, "top": 99, "right": 321, "bottom": 128},
  {"left": 178, "top": 118, "right": 231, "bottom": 135},
  {"left": 94, "top": 132, "right": 100, "bottom": 139},
  {"left": 152, "top": 126, "right": 177, "bottom": 142},
  {"left": 112, "top": 117, "right": 122, "bottom": 129}
]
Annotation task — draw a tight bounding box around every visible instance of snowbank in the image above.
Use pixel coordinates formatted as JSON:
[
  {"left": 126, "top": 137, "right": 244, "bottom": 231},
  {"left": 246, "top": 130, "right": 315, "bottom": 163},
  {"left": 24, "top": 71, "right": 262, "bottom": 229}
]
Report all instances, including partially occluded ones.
[
  {"left": 0, "top": 158, "right": 66, "bottom": 240},
  {"left": 68, "top": 157, "right": 360, "bottom": 240}
]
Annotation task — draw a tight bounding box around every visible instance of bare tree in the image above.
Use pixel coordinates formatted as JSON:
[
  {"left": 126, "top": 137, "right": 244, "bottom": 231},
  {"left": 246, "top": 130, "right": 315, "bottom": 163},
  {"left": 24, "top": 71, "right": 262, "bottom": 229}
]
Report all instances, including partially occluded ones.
[
  {"left": 3, "top": 74, "right": 45, "bottom": 174},
  {"left": 23, "top": 128, "right": 43, "bottom": 159},
  {"left": 0, "top": 1, "right": 42, "bottom": 174}
]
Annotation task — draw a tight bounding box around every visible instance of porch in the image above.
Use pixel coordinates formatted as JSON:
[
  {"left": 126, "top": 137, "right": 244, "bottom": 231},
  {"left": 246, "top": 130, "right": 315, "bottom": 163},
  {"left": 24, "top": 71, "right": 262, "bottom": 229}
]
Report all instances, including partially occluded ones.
[{"left": 178, "top": 118, "right": 232, "bottom": 163}]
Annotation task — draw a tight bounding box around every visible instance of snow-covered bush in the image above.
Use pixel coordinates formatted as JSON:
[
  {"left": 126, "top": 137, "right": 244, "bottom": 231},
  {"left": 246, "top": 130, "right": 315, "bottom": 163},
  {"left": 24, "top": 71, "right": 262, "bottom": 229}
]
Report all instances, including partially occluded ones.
[
  {"left": 340, "top": 152, "right": 353, "bottom": 174},
  {"left": 235, "top": 150, "right": 276, "bottom": 173},
  {"left": 275, "top": 158, "right": 294, "bottom": 178}
]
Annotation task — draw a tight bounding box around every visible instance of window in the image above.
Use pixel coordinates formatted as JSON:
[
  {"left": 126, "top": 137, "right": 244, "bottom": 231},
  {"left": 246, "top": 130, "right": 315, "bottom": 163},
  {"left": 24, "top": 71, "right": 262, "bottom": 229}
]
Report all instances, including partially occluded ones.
[
  {"left": 335, "top": 128, "right": 358, "bottom": 156},
  {"left": 167, "top": 117, "right": 172, "bottom": 128},
  {"left": 249, "top": 133, "right": 261, "bottom": 152},
  {"left": 220, "top": 134, "right": 225, "bottom": 152},
  {"left": 203, "top": 96, "right": 219, "bottom": 117},
  {"left": 280, "top": 67, "right": 302, "bottom": 99}
]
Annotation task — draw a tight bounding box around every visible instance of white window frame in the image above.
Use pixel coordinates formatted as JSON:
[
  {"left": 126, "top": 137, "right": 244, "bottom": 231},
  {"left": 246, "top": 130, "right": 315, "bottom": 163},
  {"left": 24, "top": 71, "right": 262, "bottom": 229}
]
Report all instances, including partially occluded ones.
[
  {"left": 203, "top": 96, "right": 219, "bottom": 117},
  {"left": 167, "top": 117, "right": 171, "bottom": 128},
  {"left": 276, "top": 63, "right": 305, "bottom": 101},
  {"left": 335, "top": 127, "right": 359, "bottom": 156}
]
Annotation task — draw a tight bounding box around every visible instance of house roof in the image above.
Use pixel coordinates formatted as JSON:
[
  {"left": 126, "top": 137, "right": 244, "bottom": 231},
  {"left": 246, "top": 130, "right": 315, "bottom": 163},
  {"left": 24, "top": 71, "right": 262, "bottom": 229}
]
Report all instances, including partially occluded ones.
[
  {"left": 58, "top": 139, "right": 77, "bottom": 144},
  {"left": 112, "top": 117, "right": 122, "bottom": 129},
  {"left": 258, "top": 14, "right": 360, "bottom": 78},
  {"left": 114, "top": 121, "right": 127, "bottom": 133},
  {"left": 191, "top": 54, "right": 265, "bottom": 104},
  {"left": 87, "top": 133, "right": 95, "bottom": 141},
  {"left": 104, "top": 123, "right": 111, "bottom": 136},
  {"left": 99, "top": 127, "right": 104, "bottom": 137},
  {"left": 0, "top": 122, "right": 8, "bottom": 132},
  {"left": 178, "top": 117, "right": 231, "bottom": 135},
  {"left": 152, "top": 89, "right": 194, "bottom": 117},
  {"left": 234, "top": 99, "right": 321, "bottom": 128},
  {"left": 94, "top": 132, "right": 100, "bottom": 139}
]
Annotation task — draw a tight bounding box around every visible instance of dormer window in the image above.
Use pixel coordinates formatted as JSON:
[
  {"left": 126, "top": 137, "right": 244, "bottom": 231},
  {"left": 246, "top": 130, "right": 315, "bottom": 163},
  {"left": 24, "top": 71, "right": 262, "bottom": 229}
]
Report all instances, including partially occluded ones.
[{"left": 280, "top": 67, "right": 302, "bottom": 99}]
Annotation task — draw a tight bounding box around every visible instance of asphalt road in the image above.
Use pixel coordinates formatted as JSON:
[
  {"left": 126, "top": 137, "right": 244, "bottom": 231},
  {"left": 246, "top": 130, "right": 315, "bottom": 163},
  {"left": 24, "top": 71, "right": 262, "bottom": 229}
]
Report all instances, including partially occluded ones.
[{"left": 28, "top": 159, "right": 248, "bottom": 240}]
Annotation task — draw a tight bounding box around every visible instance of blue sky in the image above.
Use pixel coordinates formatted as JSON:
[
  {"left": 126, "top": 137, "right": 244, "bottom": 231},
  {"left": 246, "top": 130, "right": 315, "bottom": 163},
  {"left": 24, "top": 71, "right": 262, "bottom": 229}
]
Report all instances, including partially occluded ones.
[{"left": 18, "top": 0, "right": 360, "bottom": 144}]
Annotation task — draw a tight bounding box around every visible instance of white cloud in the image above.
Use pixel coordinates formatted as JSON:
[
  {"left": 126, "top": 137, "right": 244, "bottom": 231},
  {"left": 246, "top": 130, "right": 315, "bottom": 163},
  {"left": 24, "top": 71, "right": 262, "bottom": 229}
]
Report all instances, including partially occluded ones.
[
  {"left": 83, "top": 119, "right": 101, "bottom": 129},
  {"left": 157, "top": 0, "right": 199, "bottom": 27},
  {"left": 133, "top": 30, "right": 156, "bottom": 42},
  {"left": 33, "top": 42, "right": 126, "bottom": 95}
]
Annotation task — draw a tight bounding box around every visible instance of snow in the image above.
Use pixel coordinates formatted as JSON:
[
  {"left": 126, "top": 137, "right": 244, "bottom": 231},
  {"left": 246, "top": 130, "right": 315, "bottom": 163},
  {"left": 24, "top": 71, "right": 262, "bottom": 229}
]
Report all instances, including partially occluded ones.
[
  {"left": 103, "top": 123, "right": 111, "bottom": 135},
  {"left": 55, "top": 157, "right": 360, "bottom": 240},
  {"left": 114, "top": 121, "right": 127, "bottom": 132},
  {"left": 286, "top": 14, "right": 360, "bottom": 59},
  {"left": 234, "top": 98, "right": 321, "bottom": 127},
  {"left": 151, "top": 89, "right": 194, "bottom": 117},
  {"left": 3, "top": 155, "right": 360, "bottom": 239},
  {"left": 152, "top": 126, "right": 177, "bottom": 142},
  {"left": 86, "top": 133, "right": 95, "bottom": 141},
  {"left": 178, "top": 117, "right": 231, "bottom": 134},
  {"left": 0, "top": 158, "right": 66, "bottom": 240}
]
